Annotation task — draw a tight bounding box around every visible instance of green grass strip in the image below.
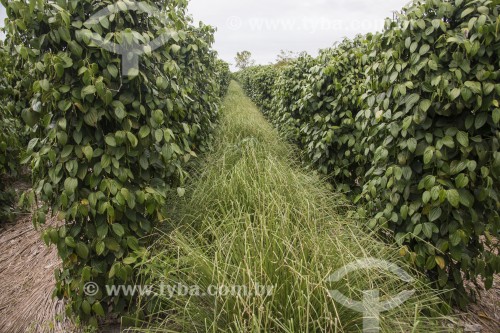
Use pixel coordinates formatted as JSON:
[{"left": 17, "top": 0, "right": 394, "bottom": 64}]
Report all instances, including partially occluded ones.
[{"left": 131, "top": 82, "right": 453, "bottom": 333}]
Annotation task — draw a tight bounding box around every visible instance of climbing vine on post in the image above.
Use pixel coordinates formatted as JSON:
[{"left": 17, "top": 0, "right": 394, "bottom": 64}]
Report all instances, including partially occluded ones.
[{"left": 3, "top": 0, "right": 222, "bottom": 325}]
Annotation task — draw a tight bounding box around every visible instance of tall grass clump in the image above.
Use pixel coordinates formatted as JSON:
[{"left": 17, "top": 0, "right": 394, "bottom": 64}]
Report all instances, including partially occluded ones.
[{"left": 131, "top": 82, "right": 451, "bottom": 332}]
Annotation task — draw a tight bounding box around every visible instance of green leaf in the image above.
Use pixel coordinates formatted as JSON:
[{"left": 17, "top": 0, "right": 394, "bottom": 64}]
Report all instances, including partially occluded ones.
[
  {"left": 82, "top": 300, "right": 91, "bottom": 315},
  {"left": 442, "top": 136, "right": 455, "bottom": 149},
  {"left": 422, "top": 222, "right": 434, "bottom": 238},
  {"left": 127, "top": 132, "right": 138, "bottom": 147},
  {"left": 435, "top": 256, "right": 446, "bottom": 270},
  {"left": 107, "top": 64, "right": 119, "bottom": 78},
  {"left": 155, "top": 129, "right": 163, "bottom": 143},
  {"left": 403, "top": 116, "right": 412, "bottom": 130},
  {"left": 429, "top": 207, "right": 442, "bottom": 222},
  {"left": 407, "top": 138, "right": 417, "bottom": 153},
  {"left": 450, "top": 88, "right": 461, "bottom": 100},
  {"left": 139, "top": 155, "right": 148, "bottom": 169},
  {"left": 97, "top": 224, "right": 108, "bottom": 239},
  {"left": 406, "top": 93, "right": 420, "bottom": 108},
  {"left": 423, "top": 191, "right": 431, "bottom": 203},
  {"left": 402, "top": 166, "right": 412, "bottom": 180},
  {"left": 22, "top": 109, "right": 41, "bottom": 127},
  {"left": 101, "top": 154, "right": 111, "bottom": 169},
  {"left": 464, "top": 81, "right": 482, "bottom": 94},
  {"left": 83, "top": 145, "right": 93, "bottom": 161},
  {"left": 139, "top": 126, "right": 151, "bottom": 139},
  {"left": 428, "top": 59, "right": 438, "bottom": 70},
  {"left": 458, "top": 189, "right": 474, "bottom": 208},
  {"left": 493, "top": 109, "right": 500, "bottom": 125},
  {"left": 410, "top": 42, "right": 418, "bottom": 53},
  {"left": 82, "top": 266, "right": 91, "bottom": 281},
  {"left": 73, "top": 131, "right": 83, "bottom": 145},
  {"left": 450, "top": 232, "right": 461, "bottom": 246},
  {"left": 92, "top": 302, "right": 105, "bottom": 316},
  {"left": 61, "top": 145, "right": 73, "bottom": 158},
  {"left": 177, "top": 187, "right": 186, "bottom": 197},
  {"left": 455, "top": 173, "right": 469, "bottom": 188},
  {"left": 400, "top": 205, "right": 409, "bottom": 219},
  {"left": 58, "top": 100, "right": 72, "bottom": 112},
  {"left": 447, "top": 189, "right": 460, "bottom": 208},
  {"left": 76, "top": 242, "right": 89, "bottom": 259},
  {"left": 414, "top": 224, "right": 422, "bottom": 236},
  {"left": 474, "top": 113, "right": 488, "bottom": 129},
  {"left": 81, "top": 85, "right": 97, "bottom": 98},
  {"left": 123, "top": 256, "right": 137, "bottom": 265},
  {"left": 105, "top": 238, "right": 121, "bottom": 251},
  {"left": 424, "top": 147, "right": 434, "bottom": 164},
  {"left": 115, "top": 107, "right": 127, "bottom": 120},
  {"left": 419, "top": 99, "right": 431, "bottom": 112},
  {"left": 105, "top": 135, "right": 117, "bottom": 147},
  {"left": 171, "top": 44, "right": 181, "bottom": 53},
  {"left": 112, "top": 223, "right": 125, "bottom": 237},
  {"left": 153, "top": 109, "right": 164, "bottom": 124},
  {"left": 64, "top": 178, "right": 78, "bottom": 195},
  {"left": 65, "top": 236, "right": 76, "bottom": 248},
  {"left": 84, "top": 109, "right": 98, "bottom": 127},
  {"left": 461, "top": 87, "right": 473, "bottom": 101},
  {"left": 461, "top": 7, "right": 475, "bottom": 18},
  {"left": 419, "top": 44, "right": 430, "bottom": 55},
  {"left": 39, "top": 79, "right": 50, "bottom": 91},
  {"left": 167, "top": 99, "right": 174, "bottom": 112},
  {"left": 96, "top": 241, "right": 105, "bottom": 255},
  {"left": 127, "top": 236, "right": 140, "bottom": 251},
  {"left": 456, "top": 131, "right": 469, "bottom": 147},
  {"left": 128, "top": 68, "right": 139, "bottom": 77},
  {"left": 405, "top": 37, "right": 411, "bottom": 48}
]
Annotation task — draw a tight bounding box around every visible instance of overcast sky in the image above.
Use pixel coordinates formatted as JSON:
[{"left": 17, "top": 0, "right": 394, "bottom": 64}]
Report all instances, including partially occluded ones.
[
  {"left": 187, "top": 0, "right": 411, "bottom": 68},
  {"left": 0, "top": 5, "right": 4, "bottom": 39},
  {"left": 1, "top": 1, "right": 411, "bottom": 68}
]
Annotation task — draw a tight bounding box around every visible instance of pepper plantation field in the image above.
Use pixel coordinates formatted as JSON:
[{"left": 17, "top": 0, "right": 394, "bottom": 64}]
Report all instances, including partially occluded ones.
[{"left": 0, "top": 0, "right": 498, "bottom": 332}]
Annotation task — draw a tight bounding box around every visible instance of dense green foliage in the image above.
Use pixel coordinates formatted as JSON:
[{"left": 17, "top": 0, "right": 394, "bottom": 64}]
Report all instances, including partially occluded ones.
[
  {"left": 237, "top": 0, "right": 500, "bottom": 306},
  {"left": 215, "top": 59, "right": 231, "bottom": 97},
  {"left": 236, "top": 65, "right": 278, "bottom": 112},
  {"left": 267, "top": 54, "right": 315, "bottom": 142},
  {"left": 359, "top": 0, "right": 500, "bottom": 306},
  {"left": 0, "top": 41, "right": 23, "bottom": 221},
  {"left": 2, "top": 0, "right": 224, "bottom": 325}
]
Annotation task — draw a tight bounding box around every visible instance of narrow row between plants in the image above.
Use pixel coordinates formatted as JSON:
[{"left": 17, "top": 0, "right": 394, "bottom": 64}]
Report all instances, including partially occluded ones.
[{"left": 129, "top": 82, "right": 452, "bottom": 333}]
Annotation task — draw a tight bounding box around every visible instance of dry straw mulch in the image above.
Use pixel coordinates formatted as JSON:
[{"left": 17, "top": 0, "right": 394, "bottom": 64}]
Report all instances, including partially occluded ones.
[
  {"left": 0, "top": 214, "right": 75, "bottom": 333},
  {"left": 457, "top": 275, "right": 500, "bottom": 333}
]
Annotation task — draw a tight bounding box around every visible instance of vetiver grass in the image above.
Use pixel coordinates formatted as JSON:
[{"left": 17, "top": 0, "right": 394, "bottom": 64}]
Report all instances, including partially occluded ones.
[{"left": 131, "top": 82, "right": 453, "bottom": 332}]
